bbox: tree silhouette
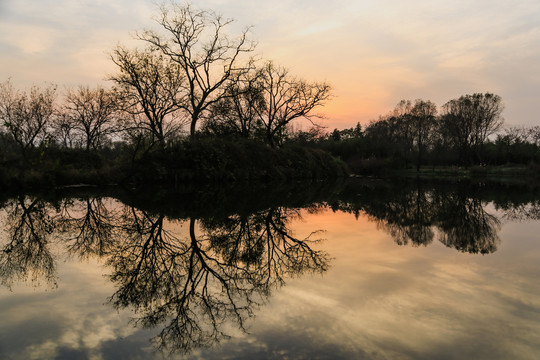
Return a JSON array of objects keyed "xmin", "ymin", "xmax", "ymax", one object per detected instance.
[
  {"xmin": 0, "ymin": 196, "xmax": 57, "ymax": 289},
  {"xmin": 441, "ymin": 93, "xmax": 504, "ymax": 164},
  {"xmin": 0, "ymin": 80, "xmax": 56, "ymax": 155},
  {"xmin": 435, "ymin": 193, "xmax": 501, "ymax": 254},
  {"xmin": 61, "ymin": 86, "xmax": 119, "ymax": 151},
  {"xmin": 410, "ymin": 100, "xmax": 437, "ymax": 171},
  {"xmin": 58, "ymin": 197, "xmax": 119, "ymax": 258},
  {"xmin": 110, "ymin": 47, "xmax": 187, "ymax": 148},
  {"xmin": 138, "ymin": 2, "xmax": 256, "ymax": 139},
  {"xmin": 253, "ymin": 61, "xmax": 332, "ymax": 147},
  {"xmin": 106, "ymin": 205, "xmax": 328, "ymax": 354},
  {"xmin": 203, "ymin": 70, "xmax": 265, "ymax": 138}
]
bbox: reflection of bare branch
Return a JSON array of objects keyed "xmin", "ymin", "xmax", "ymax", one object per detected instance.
[
  {"xmin": 263, "ymin": 208, "xmax": 328, "ymax": 280},
  {"xmin": 204, "ymin": 207, "xmax": 328, "ymax": 290},
  {"xmin": 58, "ymin": 198, "xmax": 119, "ymax": 257},
  {"xmin": 107, "ymin": 208, "xmax": 256, "ymax": 354},
  {"xmin": 107, "ymin": 205, "xmax": 329, "ymax": 355},
  {"xmin": 499, "ymin": 202, "xmax": 540, "ymax": 221},
  {"xmin": 0, "ymin": 196, "xmax": 56, "ymax": 288}
]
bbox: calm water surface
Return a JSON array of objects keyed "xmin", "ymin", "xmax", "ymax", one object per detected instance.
[{"xmin": 0, "ymin": 180, "xmax": 539, "ymax": 359}]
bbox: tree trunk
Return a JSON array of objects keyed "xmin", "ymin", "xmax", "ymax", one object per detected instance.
[
  {"xmin": 267, "ymin": 131, "xmax": 276, "ymax": 148},
  {"xmin": 190, "ymin": 116, "xmax": 197, "ymax": 140}
]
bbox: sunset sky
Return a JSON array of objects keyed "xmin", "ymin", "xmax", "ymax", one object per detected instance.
[{"xmin": 1, "ymin": 0, "xmax": 539, "ymax": 130}]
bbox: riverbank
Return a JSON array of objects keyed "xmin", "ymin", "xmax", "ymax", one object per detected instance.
[
  {"xmin": 388, "ymin": 164, "xmax": 540, "ymax": 183},
  {"xmin": 0, "ymin": 138, "xmax": 349, "ymax": 190}
]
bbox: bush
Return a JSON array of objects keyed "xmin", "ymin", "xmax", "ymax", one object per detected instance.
[{"xmin": 131, "ymin": 138, "xmax": 348, "ymax": 186}]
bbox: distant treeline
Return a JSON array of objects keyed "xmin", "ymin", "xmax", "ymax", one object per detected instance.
[{"xmin": 291, "ymin": 96, "xmax": 540, "ymax": 173}]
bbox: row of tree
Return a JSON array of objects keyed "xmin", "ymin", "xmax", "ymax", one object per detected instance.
[
  {"xmin": 1, "ymin": 1, "xmax": 537, "ymax": 176},
  {"xmin": 364, "ymin": 94, "xmax": 505, "ymax": 166},
  {"xmin": 292, "ymin": 94, "xmax": 539, "ymax": 168},
  {"xmin": 0, "ymin": 2, "xmax": 331, "ymax": 156}
]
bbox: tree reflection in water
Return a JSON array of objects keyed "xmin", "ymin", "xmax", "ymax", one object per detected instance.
[
  {"xmin": 0, "ymin": 196, "xmax": 57, "ymax": 289},
  {"xmin": 58, "ymin": 197, "xmax": 119, "ymax": 257},
  {"xmin": 202, "ymin": 207, "xmax": 328, "ymax": 288},
  {"xmin": 64, "ymin": 202, "xmax": 328, "ymax": 354},
  {"xmin": 336, "ymin": 181, "xmax": 516, "ymax": 254},
  {"xmin": 499, "ymin": 201, "xmax": 540, "ymax": 221},
  {"xmin": 370, "ymin": 188, "xmax": 501, "ymax": 254},
  {"xmin": 435, "ymin": 193, "xmax": 500, "ymax": 254},
  {"xmin": 0, "ymin": 180, "xmax": 539, "ymax": 355},
  {"xmin": 372, "ymin": 184, "xmax": 435, "ymax": 247}
]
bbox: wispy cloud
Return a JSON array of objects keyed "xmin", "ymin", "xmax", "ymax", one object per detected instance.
[{"xmin": 1, "ymin": 0, "xmax": 539, "ymax": 126}]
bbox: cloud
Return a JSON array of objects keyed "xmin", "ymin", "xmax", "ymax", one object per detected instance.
[
  {"xmin": 0, "ymin": 257, "xmax": 145, "ymax": 359},
  {"xmin": 1, "ymin": 0, "xmax": 539, "ymax": 126},
  {"xmin": 0, "ymin": 23, "xmax": 59, "ymax": 54}
]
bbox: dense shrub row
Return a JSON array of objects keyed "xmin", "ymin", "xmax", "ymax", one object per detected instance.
[
  {"xmin": 132, "ymin": 138, "xmax": 348, "ymax": 186},
  {"xmin": 0, "ymin": 136, "xmax": 348, "ymax": 190}
]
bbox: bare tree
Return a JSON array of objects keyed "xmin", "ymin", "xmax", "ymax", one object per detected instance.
[
  {"xmin": 0, "ymin": 80, "xmax": 56, "ymax": 154},
  {"xmin": 500, "ymin": 126, "xmax": 531, "ymax": 145},
  {"xmin": 204, "ymin": 70, "xmax": 265, "ymax": 138},
  {"xmin": 62, "ymin": 85, "xmax": 119, "ymax": 150},
  {"xmin": 392, "ymin": 99, "xmax": 413, "ymax": 117},
  {"xmin": 53, "ymin": 112, "xmax": 76, "ymax": 149},
  {"xmin": 253, "ymin": 61, "xmax": 332, "ymax": 147},
  {"xmin": 138, "ymin": 2, "xmax": 256, "ymax": 138},
  {"xmin": 528, "ymin": 126, "xmax": 540, "ymax": 146},
  {"xmin": 110, "ymin": 46, "xmax": 187, "ymax": 148}
]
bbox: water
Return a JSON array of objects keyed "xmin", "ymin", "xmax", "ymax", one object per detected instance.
[{"xmin": 0, "ymin": 179, "xmax": 539, "ymax": 359}]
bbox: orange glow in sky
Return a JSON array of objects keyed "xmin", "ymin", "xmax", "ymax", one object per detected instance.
[{"xmin": 1, "ymin": 0, "xmax": 539, "ymax": 129}]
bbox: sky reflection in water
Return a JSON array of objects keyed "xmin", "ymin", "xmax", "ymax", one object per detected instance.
[{"xmin": 0, "ymin": 181, "xmax": 539, "ymax": 359}]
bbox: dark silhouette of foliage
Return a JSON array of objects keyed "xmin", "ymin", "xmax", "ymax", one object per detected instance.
[
  {"xmin": 0, "ymin": 80, "xmax": 56, "ymax": 153},
  {"xmin": 138, "ymin": 2, "xmax": 256, "ymax": 139},
  {"xmin": 0, "ymin": 196, "xmax": 57, "ymax": 289},
  {"xmin": 60, "ymin": 85, "xmax": 120, "ymax": 151},
  {"xmin": 440, "ymin": 93, "xmax": 504, "ymax": 164},
  {"xmin": 110, "ymin": 47, "xmax": 187, "ymax": 148}
]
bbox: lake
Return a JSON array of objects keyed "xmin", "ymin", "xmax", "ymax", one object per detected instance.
[{"xmin": 0, "ymin": 179, "xmax": 539, "ymax": 359}]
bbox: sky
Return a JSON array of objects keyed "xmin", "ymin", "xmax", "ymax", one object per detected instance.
[{"xmin": 1, "ymin": 0, "xmax": 539, "ymax": 130}]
